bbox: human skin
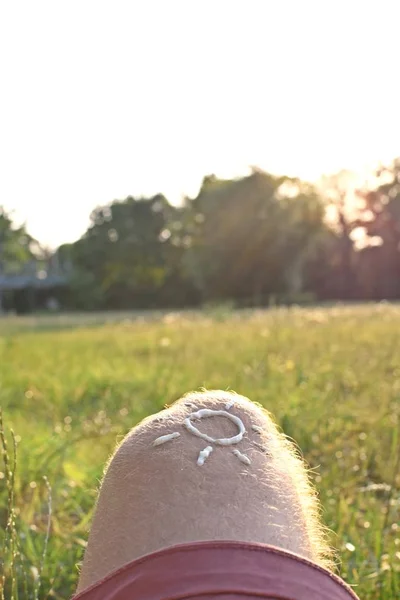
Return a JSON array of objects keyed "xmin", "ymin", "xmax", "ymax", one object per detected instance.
[{"xmin": 77, "ymin": 390, "xmax": 334, "ymax": 593}]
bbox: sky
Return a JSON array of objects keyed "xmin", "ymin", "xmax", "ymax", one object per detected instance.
[{"xmin": 1, "ymin": 0, "xmax": 399, "ymax": 248}]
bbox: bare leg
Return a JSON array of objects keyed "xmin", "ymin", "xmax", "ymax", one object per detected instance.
[{"xmin": 77, "ymin": 390, "xmax": 333, "ymax": 593}]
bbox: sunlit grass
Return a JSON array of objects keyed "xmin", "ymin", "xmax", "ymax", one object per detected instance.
[{"xmin": 0, "ymin": 304, "xmax": 399, "ymax": 599}]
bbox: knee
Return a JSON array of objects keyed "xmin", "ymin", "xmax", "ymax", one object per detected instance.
[{"xmin": 100, "ymin": 389, "xmax": 333, "ymax": 570}]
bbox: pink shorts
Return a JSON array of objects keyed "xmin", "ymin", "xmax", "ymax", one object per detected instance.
[{"xmin": 72, "ymin": 540, "xmax": 360, "ymax": 599}]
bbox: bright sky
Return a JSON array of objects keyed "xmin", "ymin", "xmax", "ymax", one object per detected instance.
[{"xmin": 1, "ymin": 1, "xmax": 399, "ymax": 248}]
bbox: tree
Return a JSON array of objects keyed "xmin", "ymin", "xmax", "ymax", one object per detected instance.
[
  {"xmin": 181, "ymin": 169, "xmax": 326, "ymax": 304},
  {"xmin": 354, "ymin": 159, "xmax": 400, "ymax": 299},
  {"xmin": 0, "ymin": 207, "xmax": 35, "ymax": 311},
  {"xmin": 316, "ymin": 171, "xmax": 361, "ymax": 299},
  {"xmin": 0, "ymin": 207, "xmax": 34, "ymax": 271},
  {"xmin": 68, "ymin": 194, "xmax": 196, "ymax": 309}
]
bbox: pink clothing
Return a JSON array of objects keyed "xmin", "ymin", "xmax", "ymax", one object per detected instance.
[{"xmin": 72, "ymin": 540, "xmax": 360, "ymax": 600}]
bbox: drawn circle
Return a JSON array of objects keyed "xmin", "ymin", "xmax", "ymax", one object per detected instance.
[{"xmin": 184, "ymin": 409, "xmax": 245, "ymax": 446}]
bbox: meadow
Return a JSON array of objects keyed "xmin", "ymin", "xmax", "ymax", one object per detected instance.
[{"xmin": 0, "ymin": 304, "xmax": 399, "ymax": 599}]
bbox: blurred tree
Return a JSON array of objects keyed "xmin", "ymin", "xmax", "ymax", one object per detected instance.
[
  {"xmin": 68, "ymin": 195, "xmax": 198, "ymax": 309},
  {"xmin": 316, "ymin": 171, "xmax": 359, "ymax": 299},
  {"xmin": 0, "ymin": 207, "xmax": 34, "ymax": 272},
  {"xmin": 8, "ymin": 162, "xmax": 399, "ymax": 312},
  {"xmin": 181, "ymin": 169, "xmax": 326, "ymax": 305},
  {"xmin": 354, "ymin": 159, "xmax": 400, "ymax": 299},
  {"xmin": 0, "ymin": 207, "xmax": 35, "ymax": 311}
]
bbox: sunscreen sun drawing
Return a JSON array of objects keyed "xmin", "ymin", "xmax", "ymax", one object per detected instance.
[{"xmin": 152, "ymin": 401, "xmax": 253, "ymax": 466}]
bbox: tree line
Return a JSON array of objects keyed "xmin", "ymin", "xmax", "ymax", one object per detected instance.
[{"xmin": 1, "ymin": 160, "xmax": 400, "ymax": 312}]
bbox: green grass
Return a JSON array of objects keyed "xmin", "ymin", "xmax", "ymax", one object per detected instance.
[{"xmin": 0, "ymin": 305, "xmax": 399, "ymax": 599}]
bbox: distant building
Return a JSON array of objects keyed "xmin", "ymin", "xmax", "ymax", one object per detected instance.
[{"xmin": 0, "ymin": 254, "xmax": 71, "ymax": 314}]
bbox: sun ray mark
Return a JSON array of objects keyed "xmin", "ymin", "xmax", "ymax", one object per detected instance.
[
  {"xmin": 251, "ymin": 440, "xmax": 270, "ymax": 454},
  {"xmin": 232, "ymin": 449, "xmax": 251, "ymax": 465},
  {"xmin": 184, "ymin": 402, "xmax": 198, "ymax": 409},
  {"xmin": 252, "ymin": 425, "xmax": 263, "ymax": 434},
  {"xmin": 153, "ymin": 432, "xmax": 180, "ymax": 446},
  {"xmin": 197, "ymin": 446, "xmax": 213, "ymax": 466}
]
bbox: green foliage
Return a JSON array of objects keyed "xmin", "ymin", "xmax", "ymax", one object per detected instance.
[
  {"xmin": 4, "ymin": 160, "xmax": 400, "ymax": 313},
  {"xmin": 43, "ymin": 169, "xmax": 336, "ymax": 310},
  {"xmin": 0, "ymin": 208, "xmax": 34, "ymax": 274},
  {"xmin": 69, "ymin": 195, "xmax": 196, "ymax": 309},
  {"xmin": 0, "ymin": 411, "xmax": 52, "ymax": 600},
  {"xmin": 0, "ymin": 305, "xmax": 399, "ymax": 599},
  {"xmin": 68, "ymin": 269, "xmax": 104, "ymax": 311},
  {"xmin": 181, "ymin": 170, "xmax": 326, "ymax": 303}
]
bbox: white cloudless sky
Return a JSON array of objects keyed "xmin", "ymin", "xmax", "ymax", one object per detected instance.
[{"xmin": 1, "ymin": 0, "xmax": 399, "ymax": 248}]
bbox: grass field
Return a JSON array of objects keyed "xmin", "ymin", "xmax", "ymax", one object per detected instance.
[{"xmin": 0, "ymin": 304, "xmax": 399, "ymax": 599}]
